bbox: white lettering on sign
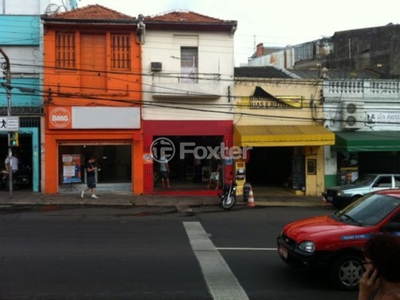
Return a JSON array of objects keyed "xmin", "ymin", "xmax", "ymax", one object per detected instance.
[
  {"xmin": 52, "ymin": 115, "xmax": 69, "ymax": 122},
  {"xmin": 366, "ymin": 112, "xmax": 400, "ymax": 126}
]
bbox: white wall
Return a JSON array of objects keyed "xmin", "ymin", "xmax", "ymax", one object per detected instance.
[{"xmin": 141, "ymin": 30, "xmax": 235, "ymax": 121}]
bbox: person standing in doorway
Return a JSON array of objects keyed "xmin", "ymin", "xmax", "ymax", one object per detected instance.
[
  {"xmin": 81, "ymin": 157, "xmax": 99, "ymax": 199},
  {"xmin": 207, "ymin": 154, "xmax": 222, "ymax": 190},
  {"xmin": 159, "ymin": 154, "xmax": 171, "ymax": 188},
  {"xmin": 5, "ymin": 153, "xmax": 19, "ymax": 173}
]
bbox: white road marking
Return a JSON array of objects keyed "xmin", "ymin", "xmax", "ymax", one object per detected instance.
[
  {"xmin": 216, "ymin": 247, "xmax": 277, "ymax": 251},
  {"xmin": 183, "ymin": 221, "xmax": 249, "ymax": 300}
]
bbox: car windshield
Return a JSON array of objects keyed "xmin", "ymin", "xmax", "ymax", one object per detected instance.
[
  {"xmin": 352, "ymin": 174, "xmax": 376, "ymax": 185},
  {"xmin": 335, "ymin": 193, "xmax": 400, "ymax": 226}
]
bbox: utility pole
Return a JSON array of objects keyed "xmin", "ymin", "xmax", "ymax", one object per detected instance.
[{"xmin": 0, "ymin": 48, "xmax": 13, "ymax": 199}]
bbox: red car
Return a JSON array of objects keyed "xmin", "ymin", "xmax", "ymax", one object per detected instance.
[{"xmin": 277, "ymin": 189, "xmax": 400, "ymax": 290}]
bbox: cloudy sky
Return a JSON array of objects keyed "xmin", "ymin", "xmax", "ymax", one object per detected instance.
[{"xmin": 78, "ymin": 0, "xmax": 400, "ymax": 66}]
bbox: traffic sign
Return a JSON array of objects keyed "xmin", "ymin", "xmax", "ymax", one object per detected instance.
[{"xmin": 0, "ymin": 116, "xmax": 19, "ymax": 131}]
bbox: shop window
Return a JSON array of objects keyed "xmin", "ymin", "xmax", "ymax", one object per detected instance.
[
  {"xmin": 111, "ymin": 34, "xmax": 131, "ymax": 70},
  {"xmin": 55, "ymin": 32, "xmax": 76, "ymax": 69}
]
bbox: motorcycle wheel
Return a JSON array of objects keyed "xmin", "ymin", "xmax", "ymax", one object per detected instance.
[{"xmin": 222, "ymin": 194, "xmax": 236, "ymax": 210}]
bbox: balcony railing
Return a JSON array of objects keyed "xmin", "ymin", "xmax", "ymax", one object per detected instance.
[
  {"xmin": 150, "ymin": 72, "xmax": 224, "ymax": 100},
  {"xmin": 324, "ymin": 80, "xmax": 400, "ymax": 100}
]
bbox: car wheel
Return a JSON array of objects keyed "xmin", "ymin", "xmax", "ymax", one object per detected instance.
[{"xmin": 330, "ymin": 254, "xmax": 363, "ymax": 291}]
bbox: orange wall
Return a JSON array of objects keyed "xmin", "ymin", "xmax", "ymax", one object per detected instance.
[
  {"xmin": 43, "ymin": 128, "xmax": 143, "ymax": 194},
  {"xmin": 42, "ymin": 25, "xmax": 143, "ymax": 194},
  {"xmin": 43, "ymin": 27, "xmax": 142, "ymax": 107}
]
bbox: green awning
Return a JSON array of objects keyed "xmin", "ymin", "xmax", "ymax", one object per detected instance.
[{"xmin": 334, "ymin": 131, "xmax": 400, "ymax": 152}]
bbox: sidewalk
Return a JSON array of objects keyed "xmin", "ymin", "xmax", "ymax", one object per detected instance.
[{"xmin": 0, "ymin": 189, "xmax": 325, "ymax": 208}]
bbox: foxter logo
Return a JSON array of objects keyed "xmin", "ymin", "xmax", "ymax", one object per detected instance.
[{"xmin": 49, "ymin": 107, "xmax": 71, "ymax": 128}]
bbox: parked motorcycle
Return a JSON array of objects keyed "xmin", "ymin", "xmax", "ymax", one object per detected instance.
[
  {"xmin": 1, "ymin": 166, "xmax": 31, "ymax": 190},
  {"xmin": 218, "ymin": 176, "xmax": 237, "ymax": 210}
]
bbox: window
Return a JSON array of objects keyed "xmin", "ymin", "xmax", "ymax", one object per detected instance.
[
  {"xmin": 375, "ymin": 176, "xmax": 392, "ymax": 187},
  {"xmin": 394, "ymin": 176, "xmax": 400, "ymax": 187},
  {"xmin": 111, "ymin": 34, "xmax": 131, "ymax": 70},
  {"xmin": 181, "ymin": 47, "xmax": 198, "ymax": 83},
  {"xmin": 55, "ymin": 32, "xmax": 76, "ymax": 69}
]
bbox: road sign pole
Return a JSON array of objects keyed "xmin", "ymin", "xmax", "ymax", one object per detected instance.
[{"xmin": 0, "ymin": 48, "xmax": 13, "ymax": 199}]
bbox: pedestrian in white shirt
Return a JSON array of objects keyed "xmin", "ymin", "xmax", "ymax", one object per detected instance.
[{"xmin": 5, "ymin": 154, "xmax": 19, "ymax": 172}]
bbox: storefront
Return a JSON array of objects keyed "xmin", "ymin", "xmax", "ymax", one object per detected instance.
[
  {"xmin": 234, "ymin": 125, "xmax": 335, "ymax": 196},
  {"xmin": 43, "ymin": 106, "xmax": 143, "ymax": 194},
  {"xmin": 332, "ymin": 131, "xmax": 400, "ymax": 185},
  {"xmin": 143, "ymin": 120, "xmax": 233, "ymax": 194}
]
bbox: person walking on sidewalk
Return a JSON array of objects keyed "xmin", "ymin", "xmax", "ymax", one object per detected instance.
[{"xmin": 81, "ymin": 157, "xmax": 99, "ymax": 199}]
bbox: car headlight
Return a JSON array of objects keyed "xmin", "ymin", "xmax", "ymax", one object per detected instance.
[
  {"xmin": 337, "ymin": 191, "xmax": 344, "ymax": 196},
  {"xmin": 298, "ymin": 241, "xmax": 315, "ymax": 253}
]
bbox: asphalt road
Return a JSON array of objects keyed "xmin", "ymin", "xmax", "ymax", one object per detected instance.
[{"xmin": 0, "ymin": 205, "xmax": 358, "ymax": 300}]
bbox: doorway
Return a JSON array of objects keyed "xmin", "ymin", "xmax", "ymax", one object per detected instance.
[{"xmin": 59, "ymin": 144, "xmax": 131, "ymax": 185}]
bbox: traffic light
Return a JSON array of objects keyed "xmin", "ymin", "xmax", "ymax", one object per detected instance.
[{"xmin": 8, "ymin": 132, "xmax": 19, "ymax": 147}]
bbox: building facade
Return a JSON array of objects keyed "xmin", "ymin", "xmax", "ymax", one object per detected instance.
[
  {"xmin": 323, "ymin": 79, "xmax": 400, "ymax": 187},
  {"xmin": 0, "ymin": 0, "xmax": 77, "ymax": 192},
  {"xmin": 141, "ymin": 11, "xmax": 237, "ymax": 194},
  {"xmin": 233, "ymin": 68, "xmax": 334, "ymax": 196},
  {"xmin": 41, "ymin": 5, "xmax": 143, "ymax": 194}
]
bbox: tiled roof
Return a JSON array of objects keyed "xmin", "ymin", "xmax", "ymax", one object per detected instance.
[
  {"xmin": 145, "ymin": 10, "xmax": 232, "ymax": 24},
  {"xmin": 47, "ymin": 4, "xmax": 134, "ymax": 20},
  {"xmin": 234, "ymin": 67, "xmax": 292, "ymax": 79}
]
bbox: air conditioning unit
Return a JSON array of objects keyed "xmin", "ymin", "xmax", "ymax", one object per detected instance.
[
  {"xmin": 342, "ymin": 102, "xmax": 365, "ymax": 129},
  {"xmin": 151, "ymin": 62, "xmax": 162, "ymax": 72}
]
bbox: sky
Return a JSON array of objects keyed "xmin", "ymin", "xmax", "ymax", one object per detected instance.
[{"xmin": 78, "ymin": 0, "xmax": 400, "ymax": 66}]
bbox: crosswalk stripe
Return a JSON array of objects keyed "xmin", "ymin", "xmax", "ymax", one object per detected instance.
[{"xmin": 184, "ymin": 221, "xmax": 249, "ymax": 300}]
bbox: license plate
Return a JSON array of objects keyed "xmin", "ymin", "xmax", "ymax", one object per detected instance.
[
  {"xmin": 327, "ymin": 196, "xmax": 332, "ymax": 201},
  {"xmin": 278, "ymin": 245, "xmax": 288, "ymax": 259}
]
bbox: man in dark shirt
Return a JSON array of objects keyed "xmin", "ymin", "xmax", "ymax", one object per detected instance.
[{"xmin": 81, "ymin": 157, "xmax": 99, "ymax": 199}]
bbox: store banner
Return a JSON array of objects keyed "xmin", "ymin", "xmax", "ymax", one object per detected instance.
[
  {"xmin": 62, "ymin": 154, "xmax": 82, "ymax": 183},
  {"xmin": 48, "ymin": 106, "xmax": 140, "ymax": 129}
]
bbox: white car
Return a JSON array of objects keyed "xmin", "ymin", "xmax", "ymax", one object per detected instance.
[{"xmin": 322, "ymin": 173, "xmax": 400, "ymax": 208}]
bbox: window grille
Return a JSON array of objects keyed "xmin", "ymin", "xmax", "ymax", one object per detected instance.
[
  {"xmin": 111, "ymin": 34, "xmax": 131, "ymax": 70},
  {"xmin": 55, "ymin": 32, "xmax": 76, "ymax": 69}
]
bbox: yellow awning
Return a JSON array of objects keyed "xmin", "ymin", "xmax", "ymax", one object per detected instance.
[{"xmin": 234, "ymin": 125, "xmax": 335, "ymax": 147}]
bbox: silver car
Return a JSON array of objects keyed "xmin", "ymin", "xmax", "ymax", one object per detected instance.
[{"xmin": 322, "ymin": 173, "xmax": 400, "ymax": 208}]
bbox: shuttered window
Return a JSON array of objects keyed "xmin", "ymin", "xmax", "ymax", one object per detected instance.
[
  {"xmin": 181, "ymin": 47, "xmax": 198, "ymax": 83},
  {"xmin": 111, "ymin": 34, "xmax": 131, "ymax": 70},
  {"xmin": 55, "ymin": 32, "xmax": 76, "ymax": 69}
]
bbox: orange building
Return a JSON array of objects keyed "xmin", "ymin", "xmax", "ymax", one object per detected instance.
[{"xmin": 41, "ymin": 5, "xmax": 144, "ymax": 194}]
